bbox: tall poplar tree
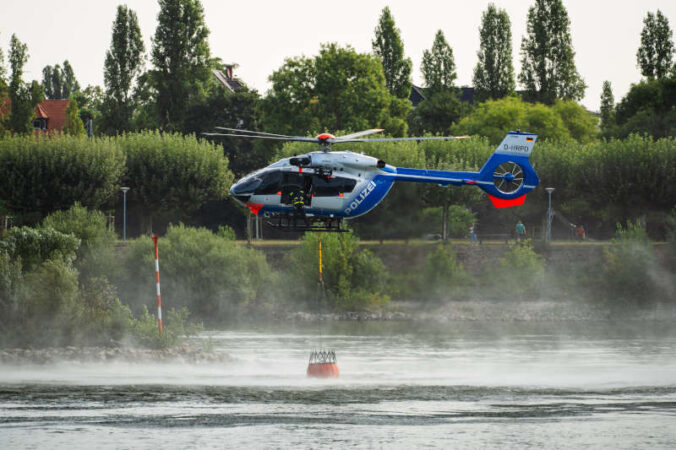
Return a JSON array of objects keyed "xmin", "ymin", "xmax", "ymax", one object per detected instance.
[
  {"xmin": 599, "ymin": 80, "xmax": 615, "ymax": 135},
  {"xmin": 8, "ymin": 34, "xmax": 36, "ymax": 134},
  {"xmin": 101, "ymin": 5, "xmax": 145, "ymax": 134},
  {"xmin": 421, "ymin": 30, "xmax": 456, "ymax": 92},
  {"xmin": 42, "ymin": 61, "xmax": 79, "ymax": 99},
  {"xmin": 63, "ymin": 99, "xmax": 85, "ymax": 136},
  {"xmin": 473, "ymin": 4, "xmax": 515, "ymax": 102},
  {"xmin": 151, "ymin": 0, "xmax": 211, "ymax": 131},
  {"xmin": 372, "ymin": 6, "xmax": 412, "ymax": 99},
  {"xmin": 637, "ymin": 10, "xmax": 674, "ymax": 80},
  {"xmin": 518, "ymin": 0, "xmax": 585, "ymax": 104}
]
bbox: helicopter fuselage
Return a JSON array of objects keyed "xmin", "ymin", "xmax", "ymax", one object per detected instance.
[{"xmin": 229, "ymin": 131, "xmax": 540, "ymax": 224}]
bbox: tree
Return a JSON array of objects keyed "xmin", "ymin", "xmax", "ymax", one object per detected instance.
[
  {"xmin": 117, "ymin": 131, "xmax": 232, "ymax": 232},
  {"xmin": 637, "ymin": 10, "xmax": 675, "ymax": 80},
  {"xmin": 473, "ymin": 4, "xmax": 516, "ymax": 101},
  {"xmin": 100, "ymin": 5, "xmax": 145, "ymax": 134},
  {"xmin": 451, "ymin": 96, "xmax": 597, "ymax": 144},
  {"xmin": 151, "ymin": 0, "xmax": 211, "ymax": 131},
  {"xmin": 408, "ymin": 89, "xmax": 464, "ymax": 135},
  {"xmin": 8, "ymin": 34, "xmax": 39, "ymax": 135},
  {"xmin": 42, "ymin": 61, "xmax": 80, "ymax": 99},
  {"xmin": 63, "ymin": 98, "xmax": 85, "ymax": 136},
  {"xmin": 613, "ymin": 77, "xmax": 676, "ymax": 139},
  {"xmin": 518, "ymin": 0, "xmax": 586, "ymax": 104},
  {"xmin": 599, "ymin": 80, "xmax": 615, "ymax": 135},
  {"xmin": 372, "ymin": 6, "xmax": 412, "ymax": 99},
  {"xmin": 421, "ymin": 30, "xmax": 456, "ymax": 92},
  {"xmin": 0, "ymin": 135, "xmax": 125, "ymax": 221},
  {"xmin": 260, "ymin": 43, "xmax": 410, "ymax": 137}
]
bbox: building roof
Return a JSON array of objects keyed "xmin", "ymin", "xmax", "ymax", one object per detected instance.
[
  {"xmin": 212, "ymin": 66, "xmax": 244, "ymax": 92},
  {"xmin": 409, "ymin": 85, "xmax": 426, "ymax": 107},
  {"xmin": 36, "ymin": 99, "xmax": 69, "ymax": 131}
]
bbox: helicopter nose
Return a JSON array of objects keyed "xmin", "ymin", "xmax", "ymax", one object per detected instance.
[{"xmin": 230, "ymin": 184, "xmax": 250, "ymax": 204}]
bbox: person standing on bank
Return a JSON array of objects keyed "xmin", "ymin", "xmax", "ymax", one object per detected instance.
[{"xmin": 515, "ymin": 220, "xmax": 526, "ymax": 240}]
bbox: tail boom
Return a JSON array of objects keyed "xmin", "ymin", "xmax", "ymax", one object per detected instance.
[{"xmin": 389, "ymin": 131, "xmax": 539, "ymax": 208}]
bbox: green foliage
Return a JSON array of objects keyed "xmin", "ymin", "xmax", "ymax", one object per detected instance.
[
  {"xmin": 551, "ymin": 100, "xmax": 598, "ymax": 144},
  {"xmin": 372, "ymin": 6, "xmax": 412, "ymax": 99},
  {"xmin": 518, "ymin": 0, "xmax": 586, "ymax": 104},
  {"xmin": 100, "ymin": 5, "xmax": 145, "ymax": 134},
  {"xmin": 422, "ymin": 244, "xmax": 468, "ymax": 299},
  {"xmin": 151, "ymin": 0, "xmax": 211, "ymax": 131},
  {"xmin": 8, "ymin": 34, "xmax": 38, "ymax": 135},
  {"xmin": 20, "ymin": 258, "xmax": 82, "ymax": 345},
  {"xmin": 0, "ymin": 134, "xmax": 125, "ymax": 221},
  {"xmin": 408, "ymin": 89, "xmax": 465, "ymax": 135},
  {"xmin": 117, "ymin": 131, "xmax": 232, "ymax": 231},
  {"xmin": 452, "ymin": 97, "xmax": 596, "ymax": 144},
  {"xmin": 286, "ymin": 231, "xmax": 389, "ymax": 311},
  {"xmin": 421, "ymin": 30, "xmax": 456, "ymax": 92},
  {"xmin": 473, "ymin": 4, "xmax": 516, "ymax": 102},
  {"xmin": 42, "ymin": 203, "xmax": 117, "ymax": 279},
  {"xmin": 63, "ymin": 98, "xmax": 85, "ymax": 136},
  {"xmin": 0, "ymin": 226, "xmax": 79, "ymax": 271},
  {"xmin": 127, "ymin": 305, "xmax": 202, "ymax": 349},
  {"xmin": 42, "ymin": 60, "xmax": 80, "ymax": 100},
  {"xmin": 216, "ymin": 225, "xmax": 236, "ymax": 240},
  {"xmin": 447, "ymin": 205, "xmax": 476, "ymax": 238},
  {"xmin": 637, "ymin": 10, "xmax": 674, "ymax": 80},
  {"xmin": 260, "ymin": 43, "xmax": 410, "ymax": 137},
  {"xmin": 601, "ymin": 221, "xmax": 658, "ymax": 307},
  {"xmin": 599, "ymin": 80, "xmax": 615, "ymax": 135},
  {"xmin": 495, "ymin": 241, "xmax": 544, "ymax": 298},
  {"xmin": 121, "ymin": 225, "xmax": 271, "ymax": 320},
  {"xmin": 612, "ymin": 76, "xmax": 675, "ymax": 139}
]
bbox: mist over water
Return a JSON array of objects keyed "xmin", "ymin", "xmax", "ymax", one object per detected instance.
[{"xmin": 2, "ymin": 321, "xmax": 676, "ymax": 449}]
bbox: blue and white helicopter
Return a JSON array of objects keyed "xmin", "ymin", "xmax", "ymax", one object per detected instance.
[{"xmin": 206, "ymin": 128, "xmax": 539, "ymax": 232}]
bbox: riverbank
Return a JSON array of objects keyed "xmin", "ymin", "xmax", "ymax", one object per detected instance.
[
  {"xmin": 274, "ymin": 299, "xmax": 676, "ymax": 322},
  {"xmin": 0, "ymin": 344, "xmax": 231, "ymax": 365}
]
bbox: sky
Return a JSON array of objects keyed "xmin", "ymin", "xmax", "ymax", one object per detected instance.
[{"xmin": 1, "ymin": 0, "xmax": 674, "ymax": 113}]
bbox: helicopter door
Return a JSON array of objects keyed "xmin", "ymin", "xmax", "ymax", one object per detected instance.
[
  {"xmin": 281, "ymin": 172, "xmax": 312, "ymax": 206},
  {"xmin": 310, "ymin": 175, "xmax": 356, "ymax": 210}
]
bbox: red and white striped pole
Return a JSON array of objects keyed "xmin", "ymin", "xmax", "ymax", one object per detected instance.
[{"xmin": 151, "ymin": 233, "xmax": 163, "ymax": 335}]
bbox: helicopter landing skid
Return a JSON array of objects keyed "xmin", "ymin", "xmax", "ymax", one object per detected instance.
[{"xmin": 265, "ymin": 215, "xmax": 348, "ymax": 233}]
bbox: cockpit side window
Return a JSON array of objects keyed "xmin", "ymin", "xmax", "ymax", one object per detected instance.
[{"xmin": 254, "ymin": 171, "xmax": 283, "ymax": 194}]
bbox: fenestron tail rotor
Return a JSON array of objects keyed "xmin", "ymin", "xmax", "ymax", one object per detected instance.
[{"xmin": 493, "ymin": 161, "xmax": 524, "ymax": 194}]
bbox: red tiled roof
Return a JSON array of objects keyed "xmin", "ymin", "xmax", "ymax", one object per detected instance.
[
  {"xmin": 37, "ymin": 99, "xmax": 69, "ymax": 131},
  {"xmin": 35, "ymin": 103, "xmax": 49, "ymax": 119}
]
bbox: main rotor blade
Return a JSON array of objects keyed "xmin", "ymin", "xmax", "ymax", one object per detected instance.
[
  {"xmin": 202, "ymin": 132, "xmax": 319, "ymax": 143},
  {"xmin": 214, "ymin": 127, "xmax": 296, "ymax": 138},
  {"xmin": 333, "ymin": 136, "xmax": 471, "ymax": 144},
  {"xmin": 334, "ymin": 129, "xmax": 385, "ymax": 140}
]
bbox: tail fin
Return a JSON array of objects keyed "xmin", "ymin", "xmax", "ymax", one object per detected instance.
[{"xmin": 477, "ymin": 132, "xmax": 540, "ymax": 208}]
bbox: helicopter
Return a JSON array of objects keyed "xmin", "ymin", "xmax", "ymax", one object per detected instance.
[{"xmin": 204, "ymin": 128, "xmax": 540, "ymax": 232}]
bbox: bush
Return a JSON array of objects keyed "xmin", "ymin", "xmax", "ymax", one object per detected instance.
[
  {"xmin": 127, "ymin": 306, "xmax": 203, "ymax": 349},
  {"xmin": 120, "ymin": 224, "xmax": 271, "ymax": 321},
  {"xmin": 0, "ymin": 134, "xmax": 125, "ymax": 222},
  {"xmin": 601, "ymin": 221, "xmax": 660, "ymax": 307},
  {"xmin": 117, "ymin": 131, "xmax": 232, "ymax": 232},
  {"xmin": 286, "ymin": 230, "xmax": 390, "ymax": 311},
  {"xmin": 43, "ymin": 203, "xmax": 118, "ymax": 280},
  {"xmin": 422, "ymin": 244, "xmax": 468, "ymax": 299},
  {"xmin": 493, "ymin": 241, "xmax": 544, "ymax": 298},
  {"xmin": 0, "ymin": 226, "xmax": 80, "ymax": 271}
]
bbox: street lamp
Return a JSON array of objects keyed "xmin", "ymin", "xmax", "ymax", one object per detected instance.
[
  {"xmin": 120, "ymin": 187, "xmax": 130, "ymax": 242},
  {"xmin": 545, "ymin": 187, "xmax": 555, "ymax": 244}
]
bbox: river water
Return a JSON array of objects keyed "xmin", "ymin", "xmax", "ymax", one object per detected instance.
[{"xmin": 2, "ymin": 320, "xmax": 676, "ymax": 449}]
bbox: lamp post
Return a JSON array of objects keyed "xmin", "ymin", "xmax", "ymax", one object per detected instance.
[
  {"xmin": 120, "ymin": 187, "xmax": 130, "ymax": 242},
  {"xmin": 545, "ymin": 187, "xmax": 555, "ymax": 244}
]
